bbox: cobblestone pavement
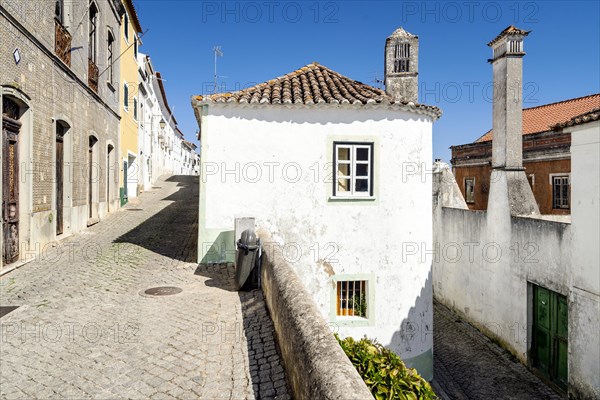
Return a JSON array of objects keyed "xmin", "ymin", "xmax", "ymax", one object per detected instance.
[
  {"xmin": 0, "ymin": 176, "xmax": 290, "ymax": 400},
  {"xmin": 433, "ymin": 300, "xmax": 564, "ymax": 400}
]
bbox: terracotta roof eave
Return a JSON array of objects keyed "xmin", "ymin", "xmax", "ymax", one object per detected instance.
[
  {"xmin": 551, "ymin": 109, "xmax": 600, "ymax": 129},
  {"xmin": 193, "ymin": 98, "xmax": 442, "ymax": 120}
]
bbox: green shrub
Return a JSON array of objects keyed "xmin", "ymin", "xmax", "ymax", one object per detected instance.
[{"xmin": 335, "ymin": 334, "xmax": 438, "ymax": 400}]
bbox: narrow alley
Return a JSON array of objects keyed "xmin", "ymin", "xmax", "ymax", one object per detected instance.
[
  {"xmin": 0, "ymin": 176, "xmax": 290, "ymax": 400},
  {"xmin": 433, "ymin": 301, "xmax": 564, "ymax": 400}
]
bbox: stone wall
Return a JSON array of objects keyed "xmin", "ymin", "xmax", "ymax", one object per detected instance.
[
  {"xmin": 433, "ymin": 166, "xmax": 599, "ymax": 398},
  {"xmin": 258, "ymin": 229, "xmax": 373, "ymax": 400},
  {"xmin": 0, "ymin": 0, "xmax": 121, "ymax": 266}
]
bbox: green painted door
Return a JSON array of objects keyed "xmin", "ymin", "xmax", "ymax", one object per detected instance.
[{"xmin": 532, "ymin": 285, "xmax": 568, "ymax": 390}]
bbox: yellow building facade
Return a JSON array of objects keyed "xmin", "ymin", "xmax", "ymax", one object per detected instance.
[{"xmin": 119, "ymin": 0, "xmax": 142, "ymax": 204}]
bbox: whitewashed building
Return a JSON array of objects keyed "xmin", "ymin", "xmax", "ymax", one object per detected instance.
[
  {"xmin": 192, "ymin": 28, "xmax": 441, "ymax": 379},
  {"xmin": 433, "ymin": 26, "xmax": 600, "ymax": 398}
]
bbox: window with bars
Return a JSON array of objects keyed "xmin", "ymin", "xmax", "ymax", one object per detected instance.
[
  {"xmin": 465, "ymin": 177, "xmax": 475, "ymax": 204},
  {"xmin": 336, "ymin": 280, "xmax": 367, "ymax": 318},
  {"xmin": 393, "ymin": 42, "xmax": 410, "ymax": 73},
  {"xmin": 334, "ymin": 142, "xmax": 373, "ymax": 197},
  {"xmin": 552, "ymin": 175, "xmax": 570, "ymax": 209}
]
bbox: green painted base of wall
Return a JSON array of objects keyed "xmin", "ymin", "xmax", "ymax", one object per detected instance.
[
  {"xmin": 198, "ymin": 226, "xmax": 235, "ymax": 264},
  {"xmin": 404, "ymin": 348, "xmax": 433, "ymax": 381}
]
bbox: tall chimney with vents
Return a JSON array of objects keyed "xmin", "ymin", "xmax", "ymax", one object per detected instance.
[
  {"xmin": 487, "ymin": 26, "xmax": 539, "ymax": 216},
  {"xmin": 384, "ymin": 27, "xmax": 418, "ymax": 103}
]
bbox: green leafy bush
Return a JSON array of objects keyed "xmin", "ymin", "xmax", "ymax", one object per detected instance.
[{"xmin": 335, "ymin": 334, "xmax": 438, "ymax": 400}]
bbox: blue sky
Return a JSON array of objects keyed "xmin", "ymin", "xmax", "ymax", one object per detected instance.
[{"xmin": 135, "ymin": 1, "xmax": 600, "ymax": 162}]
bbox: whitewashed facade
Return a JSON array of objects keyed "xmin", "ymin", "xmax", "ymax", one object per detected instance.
[{"xmin": 192, "ymin": 28, "xmax": 441, "ymax": 379}]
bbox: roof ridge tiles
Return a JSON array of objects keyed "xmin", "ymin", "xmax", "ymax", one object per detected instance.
[{"xmin": 193, "ymin": 62, "xmax": 440, "ymax": 118}]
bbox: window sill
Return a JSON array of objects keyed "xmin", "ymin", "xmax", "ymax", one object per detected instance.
[
  {"xmin": 329, "ymin": 196, "xmax": 376, "ymax": 202},
  {"xmin": 333, "ymin": 315, "xmax": 373, "ymax": 327}
]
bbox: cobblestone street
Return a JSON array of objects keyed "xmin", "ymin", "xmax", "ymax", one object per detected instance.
[
  {"xmin": 433, "ymin": 300, "xmax": 564, "ymax": 400},
  {"xmin": 0, "ymin": 176, "xmax": 290, "ymax": 400}
]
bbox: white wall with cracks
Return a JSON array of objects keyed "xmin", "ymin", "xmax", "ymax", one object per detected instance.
[{"xmin": 194, "ymin": 101, "xmax": 438, "ymax": 379}]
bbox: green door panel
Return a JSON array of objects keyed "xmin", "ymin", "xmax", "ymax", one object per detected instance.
[{"xmin": 532, "ymin": 284, "xmax": 568, "ymax": 390}]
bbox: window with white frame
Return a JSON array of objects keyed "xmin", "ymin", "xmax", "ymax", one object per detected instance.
[
  {"xmin": 336, "ymin": 280, "xmax": 367, "ymax": 317},
  {"xmin": 123, "ymin": 83, "xmax": 129, "ymax": 110},
  {"xmin": 133, "ymin": 97, "xmax": 138, "ymax": 120},
  {"xmin": 107, "ymin": 31, "xmax": 114, "ymax": 84},
  {"xmin": 124, "ymin": 13, "xmax": 129, "ymax": 41},
  {"xmin": 334, "ymin": 142, "xmax": 373, "ymax": 197},
  {"xmin": 465, "ymin": 177, "xmax": 475, "ymax": 204},
  {"xmin": 552, "ymin": 175, "xmax": 570, "ymax": 209}
]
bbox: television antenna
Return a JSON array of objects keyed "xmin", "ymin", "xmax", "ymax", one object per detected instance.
[
  {"xmin": 213, "ymin": 46, "xmax": 227, "ymax": 94},
  {"xmin": 371, "ymin": 72, "xmax": 384, "ymax": 90}
]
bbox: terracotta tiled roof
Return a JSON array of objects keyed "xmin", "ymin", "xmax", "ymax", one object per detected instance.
[
  {"xmin": 552, "ymin": 108, "xmax": 600, "ymax": 129},
  {"xmin": 475, "ymin": 93, "xmax": 600, "ymax": 142},
  {"xmin": 193, "ymin": 62, "xmax": 441, "ymax": 118},
  {"xmin": 487, "ymin": 25, "xmax": 530, "ymax": 47}
]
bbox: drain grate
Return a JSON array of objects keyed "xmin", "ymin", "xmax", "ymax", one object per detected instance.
[
  {"xmin": 152, "ymin": 186, "xmax": 162, "ymax": 189},
  {"xmin": 143, "ymin": 286, "xmax": 182, "ymax": 296},
  {"xmin": 0, "ymin": 306, "xmax": 19, "ymax": 318},
  {"xmin": 126, "ymin": 208, "xmax": 144, "ymax": 211}
]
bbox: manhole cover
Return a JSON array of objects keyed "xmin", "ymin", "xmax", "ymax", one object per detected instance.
[
  {"xmin": 126, "ymin": 208, "xmax": 143, "ymax": 211},
  {"xmin": 0, "ymin": 306, "xmax": 19, "ymax": 318},
  {"xmin": 143, "ymin": 286, "xmax": 182, "ymax": 296}
]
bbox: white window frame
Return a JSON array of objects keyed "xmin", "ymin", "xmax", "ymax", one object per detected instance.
[
  {"xmin": 123, "ymin": 82, "xmax": 129, "ymax": 112},
  {"xmin": 333, "ymin": 142, "xmax": 373, "ymax": 198},
  {"xmin": 464, "ymin": 177, "xmax": 475, "ymax": 204},
  {"xmin": 124, "ymin": 13, "xmax": 129, "ymax": 42},
  {"xmin": 550, "ymin": 174, "xmax": 570, "ymax": 209}
]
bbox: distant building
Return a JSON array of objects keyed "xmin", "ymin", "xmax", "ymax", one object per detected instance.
[
  {"xmin": 434, "ymin": 26, "xmax": 600, "ymax": 398},
  {"xmin": 192, "ymin": 28, "xmax": 441, "ymax": 379},
  {"xmin": 1, "ymin": 0, "xmax": 123, "ymax": 269},
  {"xmin": 451, "ymin": 93, "xmax": 600, "ymax": 215},
  {"xmin": 119, "ymin": 0, "xmax": 143, "ymax": 204}
]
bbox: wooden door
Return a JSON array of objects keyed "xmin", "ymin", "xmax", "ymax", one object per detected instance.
[
  {"xmin": 106, "ymin": 147, "xmax": 111, "ymax": 211},
  {"xmin": 88, "ymin": 137, "xmax": 95, "ymax": 219},
  {"xmin": 532, "ymin": 285, "xmax": 568, "ymax": 390},
  {"xmin": 2, "ymin": 98, "xmax": 21, "ymax": 264},
  {"xmin": 56, "ymin": 125, "xmax": 65, "ymax": 235}
]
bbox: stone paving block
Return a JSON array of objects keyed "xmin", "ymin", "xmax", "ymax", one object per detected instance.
[
  {"xmin": 0, "ymin": 176, "xmax": 291, "ymax": 399},
  {"xmin": 433, "ymin": 300, "xmax": 564, "ymax": 400}
]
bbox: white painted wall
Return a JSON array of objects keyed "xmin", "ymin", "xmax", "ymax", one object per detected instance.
[
  {"xmin": 433, "ymin": 120, "xmax": 600, "ymax": 398},
  {"xmin": 569, "ymin": 120, "xmax": 600, "ymax": 399},
  {"xmin": 197, "ymin": 102, "xmax": 435, "ymax": 378}
]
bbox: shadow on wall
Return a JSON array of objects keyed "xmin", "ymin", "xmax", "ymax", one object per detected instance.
[
  {"xmin": 113, "ymin": 175, "xmax": 199, "ymax": 263},
  {"xmin": 193, "ymin": 263, "xmax": 292, "ymax": 398},
  {"xmin": 388, "ymin": 269, "xmax": 433, "ymax": 381},
  {"xmin": 199, "ymin": 231, "xmax": 235, "ymax": 264}
]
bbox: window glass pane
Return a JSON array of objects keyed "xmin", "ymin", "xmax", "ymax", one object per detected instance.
[
  {"xmin": 338, "ymin": 163, "xmax": 350, "ymax": 177},
  {"xmin": 355, "ymin": 179, "xmax": 368, "ymax": 192},
  {"xmin": 356, "ymin": 147, "xmax": 369, "ymax": 161},
  {"xmin": 337, "ymin": 147, "xmax": 350, "ymax": 161},
  {"xmin": 355, "ymin": 163, "xmax": 368, "ymax": 176},
  {"xmin": 337, "ymin": 178, "xmax": 350, "ymax": 193}
]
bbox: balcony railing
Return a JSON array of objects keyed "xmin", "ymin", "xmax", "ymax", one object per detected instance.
[
  {"xmin": 54, "ymin": 19, "xmax": 71, "ymax": 66},
  {"xmin": 88, "ymin": 58, "xmax": 99, "ymax": 93}
]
